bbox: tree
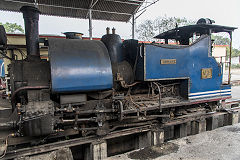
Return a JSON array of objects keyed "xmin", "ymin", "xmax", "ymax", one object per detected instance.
[
  {"xmin": 136, "ymin": 16, "xmax": 195, "ymax": 41},
  {"xmin": 226, "ymin": 47, "xmax": 240, "ymax": 57},
  {"xmin": 0, "ymin": 22, "xmax": 24, "ymax": 33},
  {"xmin": 211, "ymin": 35, "xmax": 240, "ymax": 57},
  {"xmin": 154, "ymin": 16, "xmax": 195, "ymax": 34},
  {"xmin": 211, "ymin": 35, "xmax": 230, "ymax": 45},
  {"xmin": 136, "ymin": 20, "xmax": 155, "ymax": 41}
]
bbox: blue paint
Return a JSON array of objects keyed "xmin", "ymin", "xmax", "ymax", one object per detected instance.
[
  {"xmin": 189, "ymin": 91, "xmax": 231, "ymax": 97},
  {"xmin": 0, "ymin": 59, "xmax": 4, "ymax": 77},
  {"xmin": 135, "ymin": 35, "xmax": 230, "ymax": 100},
  {"xmin": 48, "ymin": 38, "xmax": 113, "ymax": 93}
]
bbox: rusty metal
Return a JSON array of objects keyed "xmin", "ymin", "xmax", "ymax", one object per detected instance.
[
  {"xmin": 62, "ymin": 118, "xmax": 96, "ymax": 123},
  {"xmin": 0, "ymin": 25, "xmax": 7, "ymax": 47},
  {"xmin": 11, "ymin": 86, "xmax": 49, "ymax": 103},
  {"xmin": 228, "ymin": 32, "xmax": 233, "ymax": 84},
  {"xmin": 225, "ymin": 99, "xmax": 240, "ymax": 105},
  {"xmin": 20, "ymin": 6, "xmax": 41, "ymax": 60},
  {"xmin": 4, "ymin": 125, "xmax": 151, "ymax": 159},
  {"xmin": 117, "ymin": 100, "xmax": 124, "ymax": 121},
  {"xmin": 152, "ymin": 82, "xmax": 162, "ymax": 112},
  {"xmin": 4, "ymin": 105, "xmax": 240, "ymax": 159}
]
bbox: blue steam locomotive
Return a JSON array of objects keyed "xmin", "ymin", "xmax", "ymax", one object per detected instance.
[{"xmin": 0, "ymin": 6, "xmax": 236, "ymax": 138}]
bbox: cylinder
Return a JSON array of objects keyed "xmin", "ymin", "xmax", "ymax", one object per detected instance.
[{"xmin": 20, "ymin": 6, "xmax": 40, "ymax": 60}]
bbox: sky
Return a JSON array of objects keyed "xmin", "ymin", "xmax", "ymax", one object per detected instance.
[{"xmin": 0, "ymin": 0, "xmax": 239, "ymax": 48}]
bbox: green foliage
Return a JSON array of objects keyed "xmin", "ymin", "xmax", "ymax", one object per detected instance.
[
  {"xmin": 211, "ymin": 34, "xmax": 240, "ymax": 57},
  {"xmin": 0, "ymin": 22, "xmax": 24, "ymax": 33},
  {"xmin": 154, "ymin": 16, "xmax": 195, "ymax": 34},
  {"xmin": 226, "ymin": 47, "xmax": 240, "ymax": 57},
  {"xmin": 136, "ymin": 15, "xmax": 195, "ymax": 41},
  {"xmin": 231, "ymin": 64, "xmax": 240, "ymax": 69},
  {"xmin": 212, "ymin": 35, "xmax": 230, "ymax": 45},
  {"xmin": 211, "ymin": 35, "xmax": 240, "ymax": 57},
  {"xmin": 136, "ymin": 20, "xmax": 155, "ymax": 41}
]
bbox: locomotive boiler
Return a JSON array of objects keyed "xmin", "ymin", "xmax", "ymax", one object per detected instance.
[{"xmin": 0, "ymin": 5, "xmax": 237, "ymax": 140}]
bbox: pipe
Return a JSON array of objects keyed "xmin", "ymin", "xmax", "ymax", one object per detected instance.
[
  {"xmin": 109, "ymin": 121, "xmax": 154, "ymax": 132},
  {"xmin": 106, "ymin": 27, "xmax": 110, "ymax": 34},
  {"xmin": 11, "ymin": 86, "xmax": 49, "ymax": 103},
  {"xmin": 153, "ymin": 82, "xmax": 162, "ymax": 112},
  {"xmin": 62, "ymin": 118, "xmax": 96, "ymax": 124},
  {"xmin": 20, "ymin": 6, "xmax": 40, "ymax": 60}
]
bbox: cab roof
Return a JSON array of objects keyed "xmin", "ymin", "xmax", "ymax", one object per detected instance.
[{"xmin": 154, "ymin": 23, "xmax": 237, "ymax": 40}]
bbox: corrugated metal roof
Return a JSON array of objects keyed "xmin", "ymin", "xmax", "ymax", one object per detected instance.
[{"xmin": 0, "ymin": 0, "xmax": 144, "ymax": 22}]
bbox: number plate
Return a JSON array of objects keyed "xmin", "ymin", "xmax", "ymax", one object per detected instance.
[{"xmin": 201, "ymin": 68, "xmax": 212, "ymax": 79}]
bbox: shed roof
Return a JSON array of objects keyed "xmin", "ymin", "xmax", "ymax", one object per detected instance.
[{"xmin": 0, "ymin": 0, "xmax": 145, "ymax": 22}]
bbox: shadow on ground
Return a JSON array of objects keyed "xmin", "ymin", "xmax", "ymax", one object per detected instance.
[{"xmin": 128, "ymin": 142, "xmax": 179, "ymax": 160}]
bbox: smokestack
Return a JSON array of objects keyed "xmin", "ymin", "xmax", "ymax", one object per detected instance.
[{"xmin": 20, "ymin": 6, "xmax": 40, "ymax": 60}]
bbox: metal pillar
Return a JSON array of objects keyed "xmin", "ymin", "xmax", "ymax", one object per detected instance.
[
  {"xmin": 132, "ymin": 14, "xmax": 135, "ymax": 39},
  {"xmin": 89, "ymin": 9, "xmax": 93, "ymax": 40},
  {"xmin": 34, "ymin": 0, "xmax": 38, "ymax": 7},
  {"xmin": 228, "ymin": 32, "xmax": 232, "ymax": 84}
]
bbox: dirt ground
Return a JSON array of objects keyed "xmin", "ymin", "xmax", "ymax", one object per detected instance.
[{"xmin": 107, "ymin": 123, "xmax": 240, "ymax": 160}]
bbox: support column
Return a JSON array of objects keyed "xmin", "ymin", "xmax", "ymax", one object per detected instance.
[
  {"xmin": 218, "ymin": 114, "xmax": 224, "ymax": 127},
  {"xmin": 228, "ymin": 32, "xmax": 232, "ymax": 84},
  {"xmin": 191, "ymin": 121, "xmax": 198, "ymax": 135},
  {"xmin": 151, "ymin": 129, "xmax": 164, "ymax": 145},
  {"xmin": 229, "ymin": 111, "xmax": 239, "ymax": 125},
  {"xmin": 174, "ymin": 123, "xmax": 187, "ymax": 139},
  {"xmin": 224, "ymin": 113, "xmax": 230, "ymax": 126},
  {"xmin": 135, "ymin": 131, "xmax": 152, "ymax": 149},
  {"xmin": 197, "ymin": 119, "xmax": 206, "ymax": 133},
  {"xmin": 132, "ymin": 14, "xmax": 135, "ymax": 39},
  {"xmin": 88, "ymin": 9, "xmax": 93, "ymax": 40},
  {"xmin": 186, "ymin": 121, "xmax": 192, "ymax": 136},
  {"xmin": 164, "ymin": 126, "xmax": 174, "ymax": 141},
  {"xmin": 90, "ymin": 140, "xmax": 107, "ymax": 160},
  {"xmin": 84, "ymin": 145, "xmax": 91, "ymax": 160},
  {"xmin": 179, "ymin": 123, "xmax": 188, "ymax": 138},
  {"xmin": 206, "ymin": 115, "xmax": 219, "ymax": 130}
]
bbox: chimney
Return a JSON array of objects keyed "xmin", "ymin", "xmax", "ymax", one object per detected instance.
[{"xmin": 20, "ymin": 6, "xmax": 40, "ymax": 61}]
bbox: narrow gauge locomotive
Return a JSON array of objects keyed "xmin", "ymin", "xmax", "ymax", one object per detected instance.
[{"xmin": 0, "ymin": 6, "xmax": 237, "ymax": 140}]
